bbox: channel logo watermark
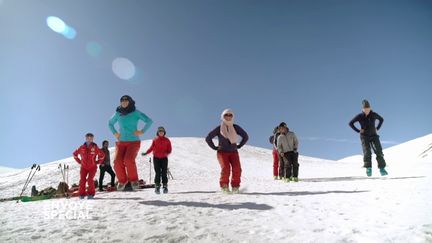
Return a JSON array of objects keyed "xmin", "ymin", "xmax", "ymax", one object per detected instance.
[{"xmin": 43, "ymin": 200, "xmax": 95, "ymax": 220}]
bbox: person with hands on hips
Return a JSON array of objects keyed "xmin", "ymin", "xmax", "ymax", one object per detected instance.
[
  {"xmin": 108, "ymin": 95, "xmax": 153, "ymax": 191},
  {"xmin": 349, "ymin": 99, "xmax": 388, "ymax": 177},
  {"xmin": 205, "ymin": 109, "xmax": 249, "ymax": 194}
]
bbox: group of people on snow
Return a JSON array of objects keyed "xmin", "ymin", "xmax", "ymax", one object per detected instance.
[
  {"xmin": 269, "ymin": 122, "xmax": 300, "ymax": 182},
  {"xmin": 73, "ymin": 95, "xmax": 172, "ymax": 199},
  {"xmin": 72, "ymin": 95, "xmax": 388, "ymax": 199}
]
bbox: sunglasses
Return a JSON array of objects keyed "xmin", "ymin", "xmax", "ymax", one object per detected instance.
[{"xmin": 224, "ymin": 114, "xmax": 233, "ymax": 117}]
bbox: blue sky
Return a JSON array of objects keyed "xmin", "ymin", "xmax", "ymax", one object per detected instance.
[{"xmin": 1, "ymin": 0, "xmax": 431, "ymax": 168}]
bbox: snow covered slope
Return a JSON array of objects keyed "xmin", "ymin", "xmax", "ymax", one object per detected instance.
[
  {"xmin": 339, "ymin": 134, "xmax": 432, "ymax": 175},
  {"xmin": 0, "ymin": 137, "xmax": 431, "ymax": 243},
  {"xmin": 0, "ymin": 166, "xmax": 18, "ymax": 175}
]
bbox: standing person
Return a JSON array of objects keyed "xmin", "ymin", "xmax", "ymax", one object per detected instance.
[
  {"xmin": 108, "ymin": 95, "xmax": 153, "ymax": 191},
  {"xmin": 205, "ymin": 109, "xmax": 249, "ymax": 194},
  {"xmin": 142, "ymin": 127, "xmax": 172, "ymax": 194},
  {"xmin": 276, "ymin": 122, "xmax": 287, "ymax": 180},
  {"xmin": 269, "ymin": 126, "xmax": 281, "ymax": 180},
  {"xmin": 277, "ymin": 124, "xmax": 300, "ymax": 182},
  {"xmin": 73, "ymin": 133, "xmax": 105, "ymax": 199},
  {"xmin": 99, "ymin": 140, "xmax": 116, "ymax": 191},
  {"xmin": 349, "ymin": 99, "xmax": 388, "ymax": 177}
]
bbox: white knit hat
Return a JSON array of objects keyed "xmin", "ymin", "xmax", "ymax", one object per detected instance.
[{"xmin": 221, "ymin": 108, "xmax": 234, "ymax": 120}]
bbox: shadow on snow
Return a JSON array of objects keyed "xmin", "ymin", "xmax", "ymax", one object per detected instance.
[
  {"xmin": 139, "ymin": 200, "xmax": 273, "ymax": 211},
  {"xmin": 174, "ymin": 190, "xmax": 370, "ymax": 196},
  {"xmin": 300, "ymin": 176, "xmax": 425, "ymax": 183}
]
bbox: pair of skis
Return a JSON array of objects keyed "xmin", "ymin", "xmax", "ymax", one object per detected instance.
[
  {"xmin": 17, "ymin": 164, "xmax": 41, "ymax": 203},
  {"xmin": 58, "ymin": 163, "xmax": 70, "ymax": 197},
  {"xmin": 58, "ymin": 163, "xmax": 70, "ymax": 185}
]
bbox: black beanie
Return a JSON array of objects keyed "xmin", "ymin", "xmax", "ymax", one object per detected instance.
[
  {"xmin": 362, "ymin": 99, "xmax": 371, "ymax": 108},
  {"xmin": 157, "ymin": 126, "xmax": 166, "ymax": 136}
]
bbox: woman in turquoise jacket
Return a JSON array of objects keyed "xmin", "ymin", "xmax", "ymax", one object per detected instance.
[{"xmin": 109, "ymin": 95, "xmax": 153, "ymax": 191}]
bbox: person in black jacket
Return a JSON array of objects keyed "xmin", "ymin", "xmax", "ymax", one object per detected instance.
[
  {"xmin": 99, "ymin": 140, "xmax": 116, "ymax": 191},
  {"xmin": 206, "ymin": 109, "xmax": 249, "ymax": 194},
  {"xmin": 349, "ymin": 100, "xmax": 388, "ymax": 177}
]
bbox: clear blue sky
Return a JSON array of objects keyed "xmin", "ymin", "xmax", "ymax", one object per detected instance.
[{"xmin": 1, "ymin": 0, "xmax": 431, "ymax": 168}]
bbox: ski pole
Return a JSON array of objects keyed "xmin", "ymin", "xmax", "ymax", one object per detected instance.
[
  {"xmin": 22, "ymin": 164, "xmax": 39, "ymax": 194},
  {"xmin": 59, "ymin": 164, "xmax": 66, "ymax": 183},
  {"xmin": 58, "ymin": 164, "xmax": 63, "ymax": 182},
  {"xmin": 63, "ymin": 164, "xmax": 67, "ymax": 183},
  {"xmin": 168, "ymin": 168, "xmax": 174, "ymax": 180},
  {"xmin": 66, "ymin": 165, "xmax": 69, "ymax": 186},
  {"xmin": 26, "ymin": 165, "xmax": 40, "ymax": 188},
  {"xmin": 17, "ymin": 165, "xmax": 40, "ymax": 202},
  {"xmin": 18, "ymin": 164, "xmax": 36, "ymax": 200},
  {"xmin": 149, "ymin": 158, "xmax": 152, "ymax": 184}
]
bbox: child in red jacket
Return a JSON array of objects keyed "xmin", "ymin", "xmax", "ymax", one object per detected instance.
[
  {"xmin": 142, "ymin": 127, "xmax": 172, "ymax": 194},
  {"xmin": 73, "ymin": 133, "xmax": 105, "ymax": 199}
]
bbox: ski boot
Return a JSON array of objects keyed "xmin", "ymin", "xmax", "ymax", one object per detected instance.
[
  {"xmin": 380, "ymin": 168, "xmax": 388, "ymax": 176},
  {"xmin": 232, "ymin": 187, "xmax": 240, "ymax": 194},
  {"xmin": 221, "ymin": 186, "xmax": 231, "ymax": 194},
  {"xmin": 273, "ymin": 176, "xmax": 279, "ymax": 180},
  {"xmin": 79, "ymin": 195, "xmax": 85, "ymax": 200},
  {"xmin": 366, "ymin": 167, "xmax": 372, "ymax": 177},
  {"xmin": 117, "ymin": 183, "xmax": 126, "ymax": 191},
  {"xmin": 292, "ymin": 177, "xmax": 299, "ymax": 182},
  {"xmin": 163, "ymin": 186, "xmax": 168, "ymax": 194},
  {"xmin": 283, "ymin": 177, "xmax": 290, "ymax": 183},
  {"xmin": 155, "ymin": 186, "xmax": 161, "ymax": 194},
  {"xmin": 87, "ymin": 195, "xmax": 94, "ymax": 200},
  {"xmin": 131, "ymin": 181, "xmax": 140, "ymax": 191}
]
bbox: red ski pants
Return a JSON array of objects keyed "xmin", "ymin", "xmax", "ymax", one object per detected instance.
[
  {"xmin": 272, "ymin": 149, "xmax": 279, "ymax": 177},
  {"xmin": 114, "ymin": 141, "xmax": 141, "ymax": 185},
  {"xmin": 217, "ymin": 151, "xmax": 242, "ymax": 188},
  {"xmin": 79, "ymin": 166, "xmax": 97, "ymax": 196}
]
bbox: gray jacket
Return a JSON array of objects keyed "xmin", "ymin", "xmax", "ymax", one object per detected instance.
[{"xmin": 277, "ymin": 132, "xmax": 299, "ymax": 154}]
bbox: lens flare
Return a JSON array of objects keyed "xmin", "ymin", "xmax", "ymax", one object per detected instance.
[
  {"xmin": 86, "ymin": 41, "xmax": 102, "ymax": 58},
  {"xmin": 46, "ymin": 16, "xmax": 77, "ymax": 40},
  {"xmin": 46, "ymin": 16, "xmax": 67, "ymax": 34},
  {"xmin": 112, "ymin": 57, "xmax": 136, "ymax": 80},
  {"xmin": 63, "ymin": 26, "xmax": 77, "ymax": 39}
]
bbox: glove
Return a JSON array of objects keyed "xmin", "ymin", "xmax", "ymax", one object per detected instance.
[
  {"xmin": 237, "ymin": 145, "xmax": 242, "ymax": 149},
  {"xmin": 141, "ymin": 152, "xmax": 148, "ymax": 156}
]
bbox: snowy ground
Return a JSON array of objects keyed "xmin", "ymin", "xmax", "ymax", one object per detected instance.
[
  {"xmin": 0, "ymin": 166, "xmax": 18, "ymax": 175},
  {"xmin": 0, "ymin": 136, "xmax": 431, "ymax": 243}
]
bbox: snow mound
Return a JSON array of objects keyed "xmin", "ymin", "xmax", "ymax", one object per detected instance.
[{"xmin": 339, "ymin": 133, "xmax": 432, "ymax": 164}]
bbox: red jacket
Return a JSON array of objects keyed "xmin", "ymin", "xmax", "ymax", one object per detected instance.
[
  {"xmin": 145, "ymin": 136, "xmax": 172, "ymax": 159},
  {"xmin": 73, "ymin": 142, "xmax": 105, "ymax": 169}
]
